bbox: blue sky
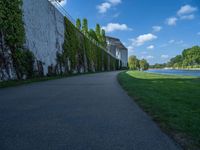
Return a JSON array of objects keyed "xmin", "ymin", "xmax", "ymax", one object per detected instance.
[{"xmin": 60, "ymin": 0, "xmax": 200, "ymax": 64}]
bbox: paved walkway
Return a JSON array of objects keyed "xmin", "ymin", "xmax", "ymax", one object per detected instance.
[{"xmin": 0, "ymin": 71, "xmax": 181, "ymax": 150}]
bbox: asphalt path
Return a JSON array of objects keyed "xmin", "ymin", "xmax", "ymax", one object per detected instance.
[{"xmin": 0, "ymin": 71, "xmax": 181, "ymax": 150}]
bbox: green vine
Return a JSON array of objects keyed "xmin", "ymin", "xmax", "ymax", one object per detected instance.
[
  {"xmin": 61, "ymin": 17, "xmax": 121, "ymax": 73},
  {"xmin": 0, "ymin": 0, "xmax": 35, "ymax": 79}
]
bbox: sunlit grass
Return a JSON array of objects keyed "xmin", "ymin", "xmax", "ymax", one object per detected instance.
[{"xmin": 118, "ymin": 71, "xmax": 200, "ymax": 149}]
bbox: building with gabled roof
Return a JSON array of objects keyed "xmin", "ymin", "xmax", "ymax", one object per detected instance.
[{"xmin": 106, "ymin": 36, "xmax": 128, "ymax": 68}]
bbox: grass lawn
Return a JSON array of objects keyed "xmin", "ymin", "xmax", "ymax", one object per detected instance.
[{"xmin": 118, "ymin": 71, "xmax": 200, "ymax": 149}]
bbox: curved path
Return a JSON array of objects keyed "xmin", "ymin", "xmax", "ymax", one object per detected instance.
[{"xmin": 0, "ymin": 71, "xmax": 181, "ymax": 150}]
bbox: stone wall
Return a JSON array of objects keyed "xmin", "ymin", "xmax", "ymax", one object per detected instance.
[{"xmin": 22, "ymin": 0, "xmax": 65, "ymax": 75}]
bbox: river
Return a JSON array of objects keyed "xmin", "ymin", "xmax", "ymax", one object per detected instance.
[{"xmin": 145, "ymin": 69, "xmax": 200, "ymax": 77}]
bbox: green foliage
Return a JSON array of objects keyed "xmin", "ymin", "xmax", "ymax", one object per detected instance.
[
  {"xmin": 139, "ymin": 59, "xmax": 149, "ymax": 70},
  {"xmin": 0, "ymin": 0, "xmax": 35, "ymax": 79},
  {"xmin": 0, "ymin": 0, "xmax": 25, "ymax": 49},
  {"xmin": 76, "ymin": 18, "xmax": 81, "ymax": 30},
  {"xmin": 95, "ymin": 24, "xmax": 101, "ymax": 42},
  {"xmin": 101, "ymin": 29, "xmax": 107, "ymax": 48},
  {"xmin": 118, "ymin": 71, "xmax": 200, "ymax": 149},
  {"xmin": 82, "ymin": 18, "xmax": 88, "ymax": 34},
  {"xmin": 128, "ymin": 55, "xmax": 139, "ymax": 70},
  {"xmin": 13, "ymin": 49, "xmax": 35, "ymax": 78},
  {"xmin": 62, "ymin": 17, "xmax": 120, "ymax": 73},
  {"xmin": 151, "ymin": 46, "xmax": 200, "ymax": 69}
]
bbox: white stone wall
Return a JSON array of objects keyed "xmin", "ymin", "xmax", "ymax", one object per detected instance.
[
  {"xmin": 121, "ymin": 49, "xmax": 128, "ymax": 67},
  {"xmin": 22, "ymin": 0, "xmax": 65, "ymax": 74}
]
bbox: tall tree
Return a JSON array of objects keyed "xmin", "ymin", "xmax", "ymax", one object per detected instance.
[
  {"xmin": 82, "ymin": 18, "xmax": 88, "ymax": 34},
  {"xmin": 139, "ymin": 59, "xmax": 149, "ymax": 70},
  {"xmin": 76, "ymin": 18, "xmax": 81, "ymax": 30},
  {"xmin": 128, "ymin": 55, "xmax": 139, "ymax": 70},
  {"xmin": 101, "ymin": 29, "xmax": 107, "ymax": 48},
  {"xmin": 95, "ymin": 24, "xmax": 101, "ymax": 42}
]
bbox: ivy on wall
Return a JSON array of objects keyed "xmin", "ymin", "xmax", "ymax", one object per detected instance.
[
  {"xmin": 0, "ymin": 0, "xmax": 35, "ymax": 79},
  {"xmin": 61, "ymin": 16, "xmax": 121, "ymax": 73}
]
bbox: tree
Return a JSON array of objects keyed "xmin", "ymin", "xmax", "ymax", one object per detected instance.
[
  {"xmin": 128, "ymin": 55, "xmax": 139, "ymax": 70},
  {"xmin": 76, "ymin": 18, "xmax": 81, "ymax": 30},
  {"xmin": 95, "ymin": 24, "xmax": 101, "ymax": 42},
  {"xmin": 101, "ymin": 29, "xmax": 107, "ymax": 48},
  {"xmin": 82, "ymin": 18, "xmax": 88, "ymax": 34},
  {"xmin": 89, "ymin": 29, "xmax": 98, "ymax": 41},
  {"xmin": 139, "ymin": 59, "xmax": 149, "ymax": 70}
]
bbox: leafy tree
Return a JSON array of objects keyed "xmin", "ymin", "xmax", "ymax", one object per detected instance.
[
  {"xmin": 95, "ymin": 24, "xmax": 101, "ymax": 42},
  {"xmin": 82, "ymin": 18, "xmax": 88, "ymax": 34},
  {"xmin": 101, "ymin": 29, "xmax": 107, "ymax": 48},
  {"xmin": 128, "ymin": 55, "xmax": 139, "ymax": 70},
  {"xmin": 89, "ymin": 29, "xmax": 98, "ymax": 41},
  {"xmin": 76, "ymin": 18, "xmax": 81, "ymax": 30},
  {"xmin": 139, "ymin": 59, "xmax": 149, "ymax": 70}
]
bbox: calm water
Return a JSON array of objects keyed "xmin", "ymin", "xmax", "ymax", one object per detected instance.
[{"xmin": 146, "ymin": 69, "xmax": 200, "ymax": 77}]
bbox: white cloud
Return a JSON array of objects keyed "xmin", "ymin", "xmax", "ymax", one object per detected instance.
[
  {"xmin": 177, "ymin": 5, "xmax": 198, "ymax": 16},
  {"xmin": 146, "ymin": 56, "xmax": 154, "ymax": 59},
  {"xmin": 168, "ymin": 40, "xmax": 175, "ymax": 44},
  {"xmin": 102, "ymin": 23, "xmax": 132, "ymax": 33},
  {"xmin": 161, "ymin": 55, "xmax": 169, "ymax": 59},
  {"xmin": 166, "ymin": 17, "xmax": 178, "ymax": 26},
  {"xmin": 131, "ymin": 33, "xmax": 157, "ymax": 47},
  {"xmin": 152, "ymin": 26, "xmax": 162, "ymax": 32},
  {"xmin": 180, "ymin": 14, "xmax": 195, "ymax": 20},
  {"xmin": 141, "ymin": 51, "xmax": 147, "ymax": 55},
  {"xmin": 140, "ymin": 55, "xmax": 154, "ymax": 60},
  {"xmin": 147, "ymin": 45, "xmax": 155, "ymax": 49},
  {"xmin": 107, "ymin": 0, "xmax": 122, "ymax": 5},
  {"xmin": 97, "ymin": 2, "xmax": 111, "ymax": 13},
  {"xmin": 97, "ymin": 0, "xmax": 122, "ymax": 13}
]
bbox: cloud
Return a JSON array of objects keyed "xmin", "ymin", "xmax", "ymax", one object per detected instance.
[
  {"xmin": 180, "ymin": 14, "xmax": 195, "ymax": 20},
  {"xmin": 168, "ymin": 40, "xmax": 175, "ymax": 44},
  {"xmin": 140, "ymin": 55, "xmax": 154, "ymax": 60},
  {"xmin": 97, "ymin": 0, "xmax": 122, "ymax": 13},
  {"xmin": 166, "ymin": 17, "xmax": 178, "ymax": 26},
  {"xmin": 107, "ymin": 0, "xmax": 122, "ymax": 5},
  {"xmin": 102, "ymin": 23, "xmax": 132, "ymax": 33},
  {"xmin": 147, "ymin": 45, "xmax": 155, "ymax": 49},
  {"xmin": 131, "ymin": 33, "xmax": 157, "ymax": 47},
  {"xmin": 146, "ymin": 56, "xmax": 154, "ymax": 60},
  {"xmin": 97, "ymin": 2, "xmax": 111, "ymax": 13},
  {"xmin": 152, "ymin": 26, "xmax": 162, "ymax": 32},
  {"xmin": 161, "ymin": 55, "xmax": 169, "ymax": 59},
  {"xmin": 177, "ymin": 5, "xmax": 198, "ymax": 16}
]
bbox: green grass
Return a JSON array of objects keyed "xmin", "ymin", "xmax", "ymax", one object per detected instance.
[{"xmin": 118, "ymin": 71, "xmax": 200, "ymax": 149}]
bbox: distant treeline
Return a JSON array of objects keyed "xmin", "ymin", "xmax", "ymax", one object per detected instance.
[{"xmin": 151, "ymin": 46, "xmax": 200, "ymax": 69}]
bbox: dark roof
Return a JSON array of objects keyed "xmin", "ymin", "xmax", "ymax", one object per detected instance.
[{"xmin": 106, "ymin": 36, "xmax": 127, "ymax": 50}]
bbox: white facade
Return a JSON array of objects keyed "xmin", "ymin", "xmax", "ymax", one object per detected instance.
[
  {"xmin": 106, "ymin": 36, "xmax": 128, "ymax": 67},
  {"xmin": 22, "ymin": 0, "xmax": 65, "ymax": 74}
]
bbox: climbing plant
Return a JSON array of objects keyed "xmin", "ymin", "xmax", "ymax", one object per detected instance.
[
  {"xmin": 0, "ymin": 0, "xmax": 35, "ymax": 79},
  {"xmin": 62, "ymin": 16, "xmax": 121, "ymax": 74}
]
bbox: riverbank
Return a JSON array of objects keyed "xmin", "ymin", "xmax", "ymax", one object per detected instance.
[
  {"xmin": 150, "ymin": 68, "xmax": 200, "ymax": 70},
  {"xmin": 118, "ymin": 71, "xmax": 200, "ymax": 149}
]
